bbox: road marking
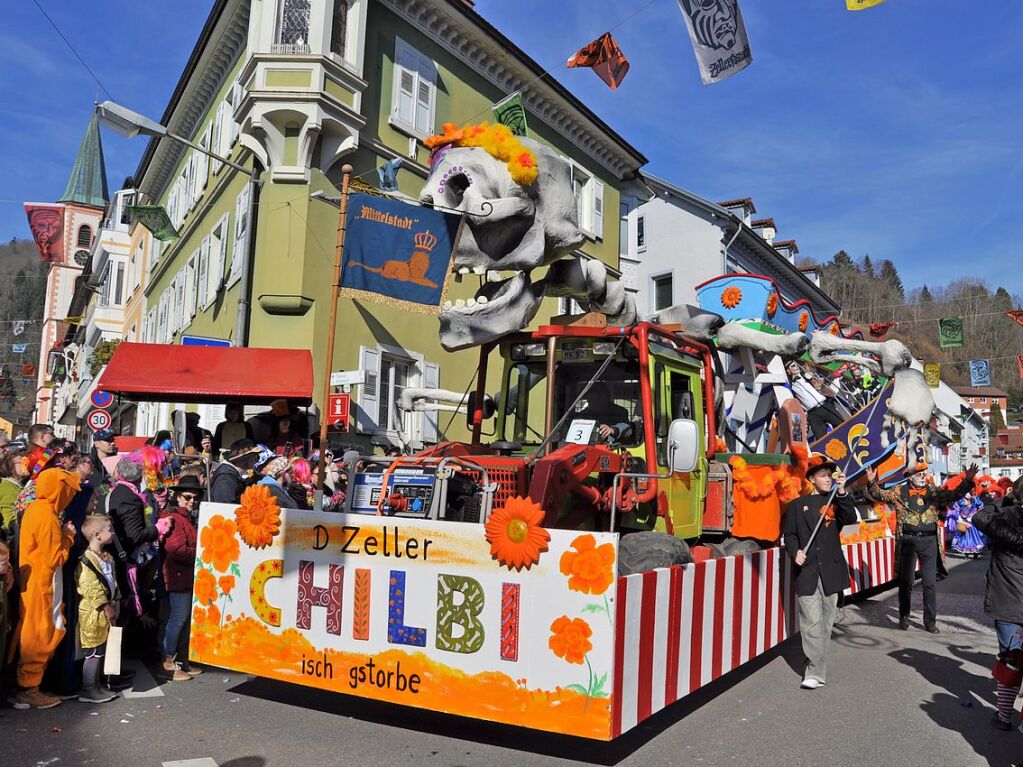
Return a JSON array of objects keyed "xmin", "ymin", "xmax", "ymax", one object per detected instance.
[
  {"xmin": 121, "ymin": 659, "xmax": 165, "ymax": 699},
  {"xmin": 162, "ymin": 760, "xmax": 218, "ymax": 767}
]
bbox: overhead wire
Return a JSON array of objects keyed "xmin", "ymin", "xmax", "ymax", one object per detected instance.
[{"xmin": 30, "ymin": 0, "xmax": 114, "ymax": 100}]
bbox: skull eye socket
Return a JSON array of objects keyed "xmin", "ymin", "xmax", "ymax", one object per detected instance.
[{"xmin": 446, "ymin": 173, "xmax": 471, "ymax": 201}]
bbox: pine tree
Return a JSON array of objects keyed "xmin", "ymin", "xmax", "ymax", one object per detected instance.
[
  {"xmin": 920, "ymin": 285, "xmax": 933, "ymax": 302},
  {"xmin": 862, "ymin": 255, "xmax": 875, "ymax": 278},
  {"xmin": 832, "ymin": 250, "xmax": 856, "ymax": 269},
  {"xmin": 879, "ymin": 260, "xmax": 904, "ymax": 300}
]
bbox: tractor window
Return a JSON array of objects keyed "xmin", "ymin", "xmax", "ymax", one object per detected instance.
[
  {"xmin": 553, "ymin": 360, "xmax": 642, "ymax": 446},
  {"xmin": 501, "ymin": 362, "xmax": 547, "ymax": 445}
]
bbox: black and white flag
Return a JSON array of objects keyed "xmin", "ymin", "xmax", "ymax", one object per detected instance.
[{"xmin": 677, "ymin": 0, "xmax": 753, "ymax": 84}]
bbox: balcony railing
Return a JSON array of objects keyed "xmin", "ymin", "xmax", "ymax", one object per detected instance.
[{"xmin": 270, "ymin": 43, "xmax": 310, "ymax": 55}]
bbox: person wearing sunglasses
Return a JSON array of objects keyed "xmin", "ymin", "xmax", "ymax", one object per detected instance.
[{"xmin": 159, "ymin": 474, "xmax": 204, "ymax": 682}]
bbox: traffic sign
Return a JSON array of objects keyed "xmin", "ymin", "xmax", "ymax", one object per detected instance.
[
  {"xmin": 181, "ymin": 335, "xmax": 232, "ymax": 347},
  {"xmin": 330, "ymin": 370, "xmax": 365, "ymax": 387},
  {"xmin": 87, "ymin": 409, "xmax": 112, "ymax": 431},
  {"xmin": 90, "ymin": 389, "xmax": 113, "ymax": 409},
  {"xmin": 327, "ymin": 393, "xmax": 350, "ymax": 430}
]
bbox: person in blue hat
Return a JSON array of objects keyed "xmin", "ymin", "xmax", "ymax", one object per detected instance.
[{"xmin": 89, "ymin": 429, "xmax": 117, "ymax": 488}]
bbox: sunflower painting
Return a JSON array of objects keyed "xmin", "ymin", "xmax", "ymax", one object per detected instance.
[
  {"xmin": 766, "ymin": 292, "xmax": 778, "ymax": 317},
  {"xmin": 721, "ymin": 285, "xmax": 742, "ymax": 309},
  {"xmin": 235, "ymin": 484, "xmax": 282, "ymax": 549},
  {"xmin": 798, "ymin": 311, "xmax": 809, "ymax": 332},
  {"xmin": 484, "ymin": 496, "xmax": 550, "ymax": 570}
]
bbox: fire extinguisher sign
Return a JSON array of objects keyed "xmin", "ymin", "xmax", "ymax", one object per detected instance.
[{"xmin": 327, "ymin": 393, "xmax": 350, "ymax": 430}]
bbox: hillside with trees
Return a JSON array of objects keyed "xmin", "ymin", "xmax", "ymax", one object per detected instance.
[
  {"xmin": 0, "ymin": 238, "xmax": 48, "ymax": 423},
  {"xmin": 809, "ymin": 252, "xmax": 1023, "ymax": 415}
]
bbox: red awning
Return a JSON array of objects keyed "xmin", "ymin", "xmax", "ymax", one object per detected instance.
[{"xmin": 97, "ymin": 343, "xmax": 314, "ymax": 405}]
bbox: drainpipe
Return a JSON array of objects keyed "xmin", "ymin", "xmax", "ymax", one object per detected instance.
[
  {"xmin": 721, "ymin": 214, "xmax": 742, "ymax": 263},
  {"xmin": 234, "ymin": 167, "xmax": 263, "ymax": 347}
]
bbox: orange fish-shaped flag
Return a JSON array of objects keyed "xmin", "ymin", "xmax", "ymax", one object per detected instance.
[
  {"xmin": 1005, "ymin": 309, "xmax": 1023, "ymax": 328},
  {"xmin": 567, "ymin": 32, "xmax": 630, "ymax": 90}
]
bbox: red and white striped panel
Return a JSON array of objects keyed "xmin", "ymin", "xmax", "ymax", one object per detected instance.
[
  {"xmin": 843, "ymin": 537, "xmax": 896, "ymax": 595},
  {"xmin": 611, "ymin": 548, "xmax": 798, "ymax": 737},
  {"xmin": 611, "ymin": 538, "xmax": 896, "ymax": 737}
]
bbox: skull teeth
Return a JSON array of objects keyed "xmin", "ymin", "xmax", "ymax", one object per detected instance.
[
  {"xmin": 458, "ymin": 267, "xmax": 470, "ymax": 275},
  {"xmin": 472, "ymin": 266, "xmax": 486, "ymax": 275},
  {"xmin": 466, "ymin": 298, "xmax": 477, "ymax": 308},
  {"xmin": 476, "ymin": 295, "xmax": 488, "ymax": 305},
  {"xmin": 487, "ymin": 270, "xmax": 502, "ymax": 283},
  {"xmin": 454, "ymin": 299, "xmax": 466, "ymax": 309},
  {"xmin": 443, "ymin": 301, "xmax": 453, "ymax": 310}
]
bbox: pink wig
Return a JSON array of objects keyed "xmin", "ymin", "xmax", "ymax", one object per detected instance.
[{"xmin": 291, "ymin": 457, "xmax": 313, "ymax": 485}]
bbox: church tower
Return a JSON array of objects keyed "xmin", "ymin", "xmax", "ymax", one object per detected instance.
[{"xmin": 34, "ymin": 114, "xmax": 109, "ymax": 427}]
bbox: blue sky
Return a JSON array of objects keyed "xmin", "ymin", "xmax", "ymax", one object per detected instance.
[{"xmin": 3, "ymin": 0, "xmax": 1022, "ymax": 296}]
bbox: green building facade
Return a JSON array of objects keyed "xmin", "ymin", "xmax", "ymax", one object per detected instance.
[{"xmin": 135, "ymin": 0, "xmax": 645, "ymax": 449}]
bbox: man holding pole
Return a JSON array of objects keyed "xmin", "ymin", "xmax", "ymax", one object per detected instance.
[
  {"xmin": 866, "ymin": 461, "xmax": 977, "ymax": 633},
  {"xmin": 782, "ymin": 452, "xmax": 858, "ymax": 690}
]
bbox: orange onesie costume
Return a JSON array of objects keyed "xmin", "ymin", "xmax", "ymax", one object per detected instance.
[{"xmin": 11, "ymin": 469, "xmax": 80, "ymax": 688}]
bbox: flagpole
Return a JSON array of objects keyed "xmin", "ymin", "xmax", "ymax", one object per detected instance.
[{"xmin": 315, "ymin": 164, "xmax": 353, "ymax": 505}]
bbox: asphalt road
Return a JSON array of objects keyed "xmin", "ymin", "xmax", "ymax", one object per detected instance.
[{"xmin": 3, "ymin": 555, "xmax": 1020, "ymax": 767}]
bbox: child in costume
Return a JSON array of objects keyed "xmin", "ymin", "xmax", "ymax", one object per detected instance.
[
  {"xmin": 947, "ymin": 493, "xmax": 987, "ymax": 557},
  {"xmin": 8, "ymin": 468, "xmax": 80, "ymax": 709},
  {"xmin": 76, "ymin": 513, "xmax": 120, "ymax": 703}
]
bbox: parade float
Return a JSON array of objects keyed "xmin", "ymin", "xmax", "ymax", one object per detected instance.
[{"xmin": 172, "ymin": 124, "xmax": 933, "ymax": 740}]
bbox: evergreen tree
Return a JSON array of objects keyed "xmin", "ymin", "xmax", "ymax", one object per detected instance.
[
  {"xmin": 879, "ymin": 260, "xmax": 905, "ymax": 300},
  {"xmin": 832, "ymin": 250, "xmax": 856, "ymax": 269},
  {"xmin": 920, "ymin": 285, "xmax": 933, "ymax": 302},
  {"xmin": 862, "ymin": 255, "xmax": 875, "ymax": 278},
  {"xmin": 993, "ymin": 287, "xmax": 1014, "ymax": 310}
]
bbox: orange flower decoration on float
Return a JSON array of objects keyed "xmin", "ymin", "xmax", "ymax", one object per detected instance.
[
  {"xmin": 548, "ymin": 616, "xmax": 593, "ymax": 665},
  {"xmin": 200, "ymin": 514, "xmax": 240, "ymax": 573},
  {"xmin": 798, "ymin": 311, "xmax": 810, "ymax": 332},
  {"xmin": 484, "ymin": 496, "xmax": 550, "ymax": 571},
  {"xmin": 721, "ymin": 286, "xmax": 743, "ymax": 309},
  {"xmin": 194, "ymin": 568, "xmax": 218, "ymax": 606},
  {"xmin": 829, "ymin": 323, "xmax": 841, "ymax": 336},
  {"xmin": 218, "ymin": 575, "xmax": 236, "ymax": 596},
  {"xmin": 766, "ymin": 292, "xmax": 778, "ymax": 317},
  {"xmin": 560, "ymin": 534, "xmax": 616, "ymax": 594},
  {"xmin": 234, "ymin": 484, "xmax": 281, "ymax": 550},
  {"xmin": 824, "ymin": 439, "xmax": 848, "ymax": 461}
]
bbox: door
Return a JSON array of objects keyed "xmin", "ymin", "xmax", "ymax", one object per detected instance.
[{"xmin": 652, "ymin": 361, "xmax": 707, "ymax": 539}]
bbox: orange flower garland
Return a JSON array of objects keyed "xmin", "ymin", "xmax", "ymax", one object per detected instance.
[
  {"xmin": 484, "ymin": 496, "xmax": 550, "ymax": 571},
  {"xmin": 730, "ymin": 456, "xmax": 805, "ymax": 503},
  {"xmin": 200, "ymin": 515, "xmax": 240, "ymax": 573},
  {"xmin": 824, "ymin": 439, "xmax": 848, "ymax": 461},
  {"xmin": 798, "ymin": 311, "xmax": 810, "ymax": 332},
  {"xmin": 560, "ymin": 534, "xmax": 616, "ymax": 594},
  {"xmin": 548, "ymin": 616, "xmax": 593, "ymax": 664},
  {"xmin": 425, "ymin": 122, "xmax": 539, "ymax": 185},
  {"xmin": 721, "ymin": 286, "xmax": 743, "ymax": 309},
  {"xmin": 766, "ymin": 293, "xmax": 778, "ymax": 317},
  {"xmin": 234, "ymin": 484, "xmax": 282, "ymax": 550}
]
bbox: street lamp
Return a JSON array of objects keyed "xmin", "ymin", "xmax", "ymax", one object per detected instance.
[{"xmin": 95, "ymin": 100, "xmax": 252, "ymax": 176}]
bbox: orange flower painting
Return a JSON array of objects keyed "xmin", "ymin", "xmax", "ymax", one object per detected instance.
[
  {"xmin": 194, "ymin": 568, "xmax": 218, "ymax": 606},
  {"xmin": 234, "ymin": 484, "xmax": 282, "ymax": 550},
  {"xmin": 799, "ymin": 311, "xmax": 809, "ymax": 332},
  {"xmin": 484, "ymin": 496, "xmax": 550, "ymax": 571},
  {"xmin": 560, "ymin": 534, "xmax": 615, "ymax": 594},
  {"xmin": 549, "ymin": 616, "xmax": 593, "ymax": 664},
  {"xmin": 824, "ymin": 439, "xmax": 848, "ymax": 461},
  {"xmin": 721, "ymin": 286, "xmax": 742, "ymax": 309},
  {"xmin": 200, "ymin": 514, "xmax": 240, "ymax": 572},
  {"xmin": 766, "ymin": 292, "xmax": 778, "ymax": 317},
  {"xmin": 218, "ymin": 575, "xmax": 236, "ymax": 596}
]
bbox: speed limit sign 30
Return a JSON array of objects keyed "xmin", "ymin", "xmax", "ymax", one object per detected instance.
[{"xmin": 86, "ymin": 409, "xmax": 112, "ymax": 431}]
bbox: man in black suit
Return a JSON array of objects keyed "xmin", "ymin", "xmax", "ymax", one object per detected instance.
[{"xmin": 782, "ymin": 453, "xmax": 858, "ymax": 690}]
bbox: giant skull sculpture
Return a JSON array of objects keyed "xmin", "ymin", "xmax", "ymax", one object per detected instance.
[{"xmin": 420, "ymin": 124, "xmax": 636, "ymax": 351}]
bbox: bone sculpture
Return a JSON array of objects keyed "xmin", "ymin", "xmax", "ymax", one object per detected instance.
[
  {"xmin": 809, "ymin": 331, "xmax": 934, "ymax": 462},
  {"xmin": 419, "ymin": 130, "xmax": 636, "ymax": 351}
]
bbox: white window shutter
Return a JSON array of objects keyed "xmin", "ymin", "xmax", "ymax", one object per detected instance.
[
  {"xmin": 231, "ymin": 185, "xmax": 250, "ymax": 283},
  {"xmin": 393, "ymin": 39, "xmax": 416, "ymax": 127},
  {"xmin": 208, "ymin": 217, "xmax": 227, "ymax": 305},
  {"xmin": 197, "ymin": 125, "xmax": 211, "ymax": 192},
  {"xmin": 592, "ymin": 180, "xmax": 604, "ymax": 239},
  {"xmin": 198, "ymin": 236, "xmax": 210, "ymax": 310},
  {"xmin": 211, "ymin": 106, "xmax": 223, "ymax": 174},
  {"xmin": 357, "ymin": 346, "xmax": 381, "ymax": 433},
  {"xmin": 422, "ymin": 362, "xmax": 440, "ymax": 443},
  {"xmin": 185, "ymin": 252, "xmax": 197, "ymax": 319},
  {"xmin": 229, "ymin": 82, "xmax": 242, "ymax": 145}
]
